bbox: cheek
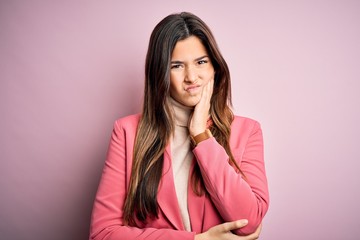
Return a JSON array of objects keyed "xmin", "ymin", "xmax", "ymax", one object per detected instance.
[
  {"xmin": 169, "ymin": 79, "xmax": 181, "ymax": 97},
  {"xmin": 170, "ymin": 74, "xmax": 183, "ymax": 90},
  {"xmin": 201, "ymin": 72, "xmax": 214, "ymax": 84},
  {"xmin": 200, "ymin": 66, "xmax": 215, "ymax": 81}
]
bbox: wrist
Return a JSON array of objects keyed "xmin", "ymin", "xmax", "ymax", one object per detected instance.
[
  {"xmin": 190, "ymin": 129, "xmax": 205, "ymax": 137},
  {"xmin": 194, "ymin": 232, "xmax": 206, "ymax": 240},
  {"xmin": 190, "ymin": 129, "xmax": 212, "ymax": 147}
]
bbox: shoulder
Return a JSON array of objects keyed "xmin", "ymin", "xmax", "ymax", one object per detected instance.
[
  {"xmin": 114, "ymin": 114, "xmax": 141, "ymax": 132},
  {"xmin": 232, "ymin": 115, "xmax": 261, "ymax": 132},
  {"xmin": 230, "ymin": 115, "xmax": 262, "ymax": 146}
]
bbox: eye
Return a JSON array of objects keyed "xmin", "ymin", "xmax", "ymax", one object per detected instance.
[
  {"xmin": 197, "ymin": 59, "xmax": 208, "ymax": 65},
  {"xmin": 171, "ymin": 64, "xmax": 183, "ymax": 69}
]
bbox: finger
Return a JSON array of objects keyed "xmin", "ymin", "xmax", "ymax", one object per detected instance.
[
  {"xmin": 221, "ymin": 219, "xmax": 248, "ymax": 232},
  {"xmin": 204, "ymin": 81, "xmax": 212, "ymax": 102},
  {"xmin": 201, "ymin": 81, "xmax": 211, "ymax": 101},
  {"xmin": 209, "ymin": 77, "xmax": 214, "ymax": 94},
  {"xmin": 199, "ymin": 79, "xmax": 213, "ymax": 106},
  {"xmin": 206, "ymin": 78, "xmax": 214, "ymax": 103},
  {"xmin": 195, "ymin": 81, "xmax": 211, "ymax": 110},
  {"xmin": 240, "ymin": 223, "xmax": 262, "ymax": 240}
]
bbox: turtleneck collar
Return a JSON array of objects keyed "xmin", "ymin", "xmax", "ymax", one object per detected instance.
[{"xmin": 169, "ymin": 97, "xmax": 193, "ymax": 127}]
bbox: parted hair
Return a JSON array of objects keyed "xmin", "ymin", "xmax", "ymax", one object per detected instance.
[{"xmin": 123, "ymin": 12, "xmax": 241, "ymax": 226}]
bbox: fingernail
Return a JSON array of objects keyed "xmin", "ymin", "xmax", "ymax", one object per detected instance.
[{"xmin": 239, "ymin": 219, "xmax": 248, "ymax": 225}]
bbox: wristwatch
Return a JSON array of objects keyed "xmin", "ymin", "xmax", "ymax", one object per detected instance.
[{"xmin": 190, "ymin": 129, "xmax": 213, "ymax": 147}]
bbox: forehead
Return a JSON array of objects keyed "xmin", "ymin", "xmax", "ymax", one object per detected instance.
[{"xmin": 171, "ymin": 36, "xmax": 208, "ymax": 60}]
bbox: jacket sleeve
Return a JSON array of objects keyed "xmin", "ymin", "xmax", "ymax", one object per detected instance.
[
  {"xmin": 192, "ymin": 120, "xmax": 269, "ymax": 235},
  {"xmin": 89, "ymin": 120, "xmax": 195, "ymax": 240}
]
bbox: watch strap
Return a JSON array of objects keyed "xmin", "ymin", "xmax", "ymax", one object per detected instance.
[{"xmin": 190, "ymin": 129, "xmax": 213, "ymax": 147}]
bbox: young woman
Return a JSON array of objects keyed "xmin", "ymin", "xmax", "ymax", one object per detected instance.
[{"xmin": 90, "ymin": 12, "xmax": 269, "ymax": 240}]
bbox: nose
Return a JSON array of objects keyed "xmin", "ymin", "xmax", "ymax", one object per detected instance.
[{"xmin": 184, "ymin": 66, "xmax": 198, "ymax": 83}]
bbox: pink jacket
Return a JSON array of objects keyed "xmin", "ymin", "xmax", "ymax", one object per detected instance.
[{"xmin": 90, "ymin": 114, "xmax": 269, "ymax": 240}]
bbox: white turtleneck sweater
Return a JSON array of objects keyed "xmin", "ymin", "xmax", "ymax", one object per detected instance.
[{"xmin": 169, "ymin": 97, "xmax": 193, "ymax": 232}]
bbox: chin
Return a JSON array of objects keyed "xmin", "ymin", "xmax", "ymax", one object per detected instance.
[
  {"xmin": 171, "ymin": 94, "xmax": 200, "ymax": 107},
  {"xmin": 182, "ymin": 98, "xmax": 200, "ymax": 107}
]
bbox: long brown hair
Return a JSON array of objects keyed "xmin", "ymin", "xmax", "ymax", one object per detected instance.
[{"xmin": 123, "ymin": 12, "xmax": 241, "ymax": 226}]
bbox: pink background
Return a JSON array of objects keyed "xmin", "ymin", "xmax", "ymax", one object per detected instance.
[{"xmin": 1, "ymin": 1, "xmax": 359, "ymax": 239}]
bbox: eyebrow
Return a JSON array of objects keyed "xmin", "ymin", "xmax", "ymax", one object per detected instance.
[{"xmin": 170, "ymin": 55, "xmax": 209, "ymax": 64}]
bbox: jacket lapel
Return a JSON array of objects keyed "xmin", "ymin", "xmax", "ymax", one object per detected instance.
[
  {"xmin": 187, "ymin": 160, "xmax": 206, "ymax": 232},
  {"xmin": 157, "ymin": 145, "xmax": 184, "ymax": 230}
]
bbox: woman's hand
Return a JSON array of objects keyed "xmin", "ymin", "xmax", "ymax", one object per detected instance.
[
  {"xmin": 195, "ymin": 220, "xmax": 262, "ymax": 240},
  {"xmin": 188, "ymin": 79, "xmax": 214, "ymax": 136}
]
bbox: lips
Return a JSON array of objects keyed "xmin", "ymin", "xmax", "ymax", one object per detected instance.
[{"xmin": 185, "ymin": 84, "xmax": 201, "ymax": 92}]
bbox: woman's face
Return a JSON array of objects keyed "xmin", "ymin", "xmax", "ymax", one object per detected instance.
[{"xmin": 169, "ymin": 36, "xmax": 215, "ymax": 107}]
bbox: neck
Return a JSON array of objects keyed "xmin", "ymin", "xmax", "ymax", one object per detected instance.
[{"xmin": 169, "ymin": 97, "xmax": 192, "ymax": 127}]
